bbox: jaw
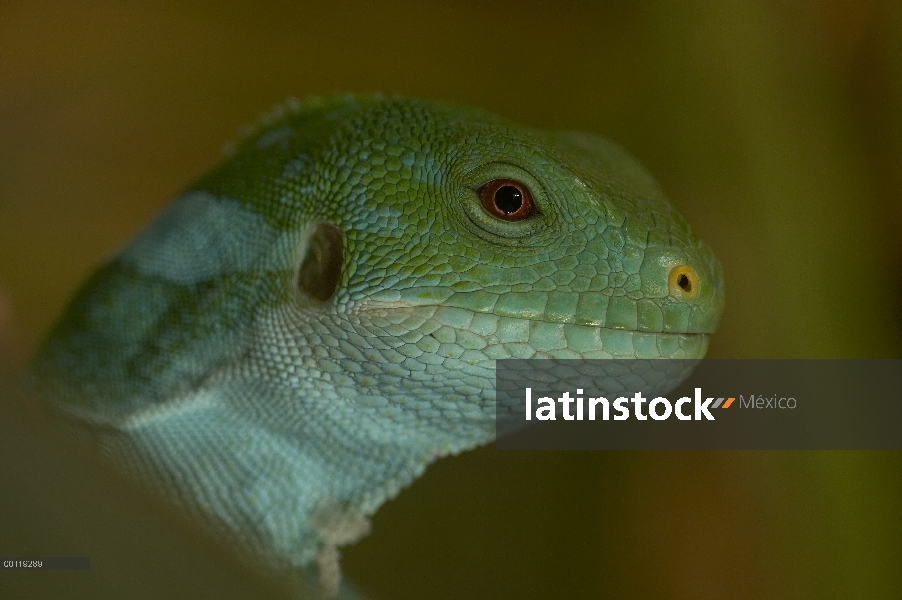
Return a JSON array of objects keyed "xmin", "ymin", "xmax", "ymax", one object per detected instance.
[
  {"xmin": 353, "ymin": 302, "xmax": 712, "ymax": 362},
  {"xmin": 491, "ymin": 322, "xmax": 711, "ymax": 361},
  {"xmin": 255, "ymin": 302, "xmax": 714, "ymax": 433}
]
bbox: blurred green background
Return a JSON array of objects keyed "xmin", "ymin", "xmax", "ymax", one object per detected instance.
[{"xmin": 1, "ymin": 0, "xmax": 900, "ymax": 598}]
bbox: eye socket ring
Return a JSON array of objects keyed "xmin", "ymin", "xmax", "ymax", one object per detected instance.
[{"xmin": 478, "ymin": 179, "xmax": 534, "ymax": 221}]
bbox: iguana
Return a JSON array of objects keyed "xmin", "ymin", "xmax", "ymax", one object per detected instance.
[{"xmin": 30, "ymin": 95, "xmax": 725, "ymax": 597}]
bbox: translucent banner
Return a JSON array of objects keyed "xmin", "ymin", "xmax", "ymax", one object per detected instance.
[{"xmin": 495, "ymin": 360, "xmax": 902, "ymax": 449}]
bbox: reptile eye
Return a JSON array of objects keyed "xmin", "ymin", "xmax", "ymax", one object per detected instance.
[{"xmin": 478, "ymin": 179, "xmax": 534, "ymax": 221}]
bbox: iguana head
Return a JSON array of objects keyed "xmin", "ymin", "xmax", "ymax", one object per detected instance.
[
  {"xmin": 202, "ymin": 95, "xmax": 726, "ymax": 435},
  {"xmin": 254, "ymin": 98, "xmax": 723, "ymax": 348}
]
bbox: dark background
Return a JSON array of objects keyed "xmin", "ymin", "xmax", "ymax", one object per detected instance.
[{"xmin": 1, "ymin": 1, "xmax": 901, "ymax": 598}]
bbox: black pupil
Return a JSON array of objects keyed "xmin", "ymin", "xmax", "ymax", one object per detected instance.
[
  {"xmin": 494, "ymin": 185, "xmax": 523, "ymax": 214},
  {"xmin": 677, "ymin": 274, "xmax": 691, "ymax": 291}
]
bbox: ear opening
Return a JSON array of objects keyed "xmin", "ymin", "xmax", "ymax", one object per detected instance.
[{"xmin": 297, "ymin": 222, "xmax": 343, "ymax": 302}]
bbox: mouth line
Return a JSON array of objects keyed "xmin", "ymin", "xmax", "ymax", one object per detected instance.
[
  {"xmin": 361, "ymin": 301, "xmax": 712, "ymax": 337},
  {"xmin": 521, "ymin": 320, "xmax": 711, "ymax": 337}
]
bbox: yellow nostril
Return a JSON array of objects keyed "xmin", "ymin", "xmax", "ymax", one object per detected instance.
[{"xmin": 669, "ymin": 265, "xmax": 699, "ymax": 299}]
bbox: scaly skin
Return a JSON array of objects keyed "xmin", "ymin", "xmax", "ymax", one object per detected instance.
[{"xmin": 31, "ymin": 95, "xmax": 725, "ymax": 592}]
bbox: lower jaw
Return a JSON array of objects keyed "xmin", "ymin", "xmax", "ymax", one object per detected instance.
[{"xmin": 478, "ymin": 321, "xmax": 711, "ymax": 361}]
